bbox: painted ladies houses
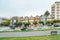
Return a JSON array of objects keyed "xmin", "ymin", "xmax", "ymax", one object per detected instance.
[
  {"xmin": 29, "ymin": 16, "xmax": 34, "ymax": 27},
  {"xmin": 23, "ymin": 16, "xmax": 29, "ymax": 22},
  {"xmin": 10, "ymin": 16, "xmax": 18, "ymax": 27},
  {"xmin": 18, "ymin": 17, "xmax": 24, "ymax": 22},
  {"xmin": 40, "ymin": 15, "xmax": 46, "ymax": 25},
  {"xmin": 34, "ymin": 15, "xmax": 40, "ymax": 23}
]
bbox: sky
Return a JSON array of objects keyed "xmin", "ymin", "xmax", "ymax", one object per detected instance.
[{"xmin": 0, "ymin": 0, "xmax": 60, "ymax": 18}]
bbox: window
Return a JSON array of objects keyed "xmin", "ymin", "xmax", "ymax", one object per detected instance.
[
  {"xmin": 57, "ymin": 15, "xmax": 59, "ymax": 17},
  {"xmin": 52, "ymin": 12, "xmax": 55, "ymax": 13},
  {"xmin": 52, "ymin": 8, "xmax": 55, "ymax": 11},
  {"xmin": 53, "ymin": 15, "xmax": 55, "ymax": 16},
  {"xmin": 57, "ymin": 7, "xmax": 59, "ymax": 8},
  {"xmin": 57, "ymin": 4, "xmax": 59, "ymax": 6},
  {"xmin": 52, "ymin": 6, "xmax": 55, "ymax": 8},
  {"xmin": 57, "ymin": 18, "xmax": 59, "ymax": 19},
  {"xmin": 57, "ymin": 9, "xmax": 59, "ymax": 11},
  {"xmin": 52, "ymin": 17, "xmax": 55, "ymax": 19},
  {"xmin": 57, "ymin": 12, "xmax": 59, "ymax": 14}
]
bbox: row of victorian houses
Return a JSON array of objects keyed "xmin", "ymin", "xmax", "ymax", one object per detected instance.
[
  {"xmin": 12, "ymin": 15, "xmax": 40, "ymax": 23},
  {"xmin": 0, "ymin": 15, "xmax": 52, "ymax": 25},
  {"xmin": 11, "ymin": 15, "xmax": 52, "ymax": 25}
]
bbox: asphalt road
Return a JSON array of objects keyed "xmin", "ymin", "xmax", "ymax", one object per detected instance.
[
  {"xmin": 0, "ymin": 31, "xmax": 51, "ymax": 37},
  {"xmin": 0, "ymin": 30, "xmax": 60, "ymax": 37}
]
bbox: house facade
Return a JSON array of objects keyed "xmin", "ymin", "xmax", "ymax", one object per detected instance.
[
  {"xmin": 47, "ymin": 15, "xmax": 52, "ymax": 21},
  {"xmin": 10, "ymin": 16, "xmax": 18, "ymax": 27},
  {"xmin": 34, "ymin": 15, "xmax": 40, "ymax": 23},
  {"xmin": 18, "ymin": 17, "xmax": 24, "ymax": 22},
  {"xmin": 23, "ymin": 16, "xmax": 29, "ymax": 22},
  {"xmin": 40, "ymin": 15, "xmax": 46, "ymax": 25},
  {"xmin": 0, "ymin": 18, "xmax": 6, "ymax": 23}
]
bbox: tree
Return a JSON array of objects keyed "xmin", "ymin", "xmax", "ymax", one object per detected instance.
[
  {"xmin": 44, "ymin": 10, "xmax": 50, "ymax": 24},
  {"xmin": 17, "ymin": 22, "xmax": 22, "ymax": 27},
  {"xmin": 21, "ymin": 22, "xmax": 30, "ymax": 31},
  {"xmin": 44, "ymin": 10, "xmax": 50, "ymax": 17},
  {"xmin": 1, "ymin": 21, "xmax": 10, "ymax": 26},
  {"xmin": 46, "ymin": 21, "xmax": 53, "ymax": 25},
  {"xmin": 39, "ymin": 21, "xmax": 44, "ymax": 25},
  {"xmin": 24, "ymin": 22, "xmax": 30, "ymax": 27},
  {"xmin": 0, "ymin": 19, "xmax": 10, "ymax": 26},
  {"xmin": 39, "ymin": 21, "xmax": 43, "ymax": 24},
  {"xmin": 33, "ymin": 21, "xmax": 38, "ymax": 27}
]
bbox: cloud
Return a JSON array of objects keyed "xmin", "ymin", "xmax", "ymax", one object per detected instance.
[{"xmin": 0, "ymin": 0, "xmax": 60, "ymax": 18}]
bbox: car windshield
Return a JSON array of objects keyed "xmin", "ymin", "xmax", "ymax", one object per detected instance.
[{"xmin": 55, "ymin": 24, "xmax": 60, "ymax": 26}]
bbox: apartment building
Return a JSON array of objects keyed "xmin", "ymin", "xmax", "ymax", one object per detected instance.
[{"xmin": 51, "ymin": 2, "xmax": 60, "ymax": 20}]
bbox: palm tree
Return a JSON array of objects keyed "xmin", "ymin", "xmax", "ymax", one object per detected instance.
[{"xmin": 44, "ymin": 10, "xmax": 50, "ymax": 24}]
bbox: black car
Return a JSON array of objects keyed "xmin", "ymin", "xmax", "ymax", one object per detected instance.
[
  {"xmin": 47, "ymin": 22, "xmax": 53, "ymax": 26},
  {"xmin": 21, "ymin": 27, "xmax": 27, "ymax": 31},
  {"xmin": 54, "ymin": 24, "xmax": 60, "ymax": 27}
]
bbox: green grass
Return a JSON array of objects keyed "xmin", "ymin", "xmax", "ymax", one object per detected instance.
[{"xmin": 0, "ymin": 34, "xmax": 60, "ymax": 40}]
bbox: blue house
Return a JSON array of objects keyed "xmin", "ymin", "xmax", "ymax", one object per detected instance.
[
  {"xmin": 10, "ymin": 17, "xmax": 18, "ymax": 27},
  {"xmin": 40, "ymin": 15, "xmax": 46, "ymax": 25}
]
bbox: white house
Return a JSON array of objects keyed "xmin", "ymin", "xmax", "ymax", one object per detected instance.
[{"xmin": 47, "ymin": 15, "xmax": 52, "ymax": 21}]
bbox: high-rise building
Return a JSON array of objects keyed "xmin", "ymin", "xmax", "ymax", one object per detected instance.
[{"xmin": 51, "ymin": 2, "xmax": 60, "ymax": 20}]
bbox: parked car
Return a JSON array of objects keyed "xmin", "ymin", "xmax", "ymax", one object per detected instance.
[
  {"xmin": 47, "ymin": 23, "xmax": 53, "ymax": 26},
  {"xmin": 54, "ymin": 23, "xmax": 60, "ymax": 27},
  {"xmin": 21, "ymin": 27, "xmax": 27, "ymax": 31},
  {"xmin": 47, "ymin": 24, "xmax": 52, "ymax": 26},
  {"xmin": 10, "ymin": 26, "xmax": 15, "ymax": 29}
]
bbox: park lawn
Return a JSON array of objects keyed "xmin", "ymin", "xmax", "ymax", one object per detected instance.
[{"xmin": 0, "ymin": 34, "xmax": 60, "ymax": 40}]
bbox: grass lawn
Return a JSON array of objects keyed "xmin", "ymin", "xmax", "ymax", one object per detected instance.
[{"xmin": 0, "ymin": 34, "xmax": 60, "ymax": 40}]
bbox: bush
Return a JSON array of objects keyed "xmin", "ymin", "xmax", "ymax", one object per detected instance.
[
  {"xmin": 53, "ymin": 20, "xmax": 60, "ymax": 23},
  {"xmin": 17, "ymin": 22, "xmax": 22, "ymax": 27},
  {"xmin": 39, "ymin": 21, "xmax": 43, "ymax": 24},
  {"xmin": 33, "ymin": 21, "xmax": 38, "ymax": 25},
  {"xmin": 46, "ymin": 21, "xmax": 53, "ymax": 25},
  {"xmin": 39, "ymin": 21, "xmax": 45, "ymax": 25},
  {"xmin": 24, "ymin": 22, "xmax": 30, "ymax": 27},
  {"xmin": 46, "ymin": 21, "xmax": 52, "ymax": 24},
  {"xmin": 1, "ymin": 22, "xmax": 10, "ymax": 26}
]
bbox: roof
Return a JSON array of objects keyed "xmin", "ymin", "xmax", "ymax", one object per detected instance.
[{"xmin": 55, "ymin": 2, "xmax": 60, "ymax": 3}]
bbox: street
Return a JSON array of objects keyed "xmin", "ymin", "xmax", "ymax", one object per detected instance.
[{"xmin": 0, "ymin": 31, "xmax": 51, "ymax": 37}]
